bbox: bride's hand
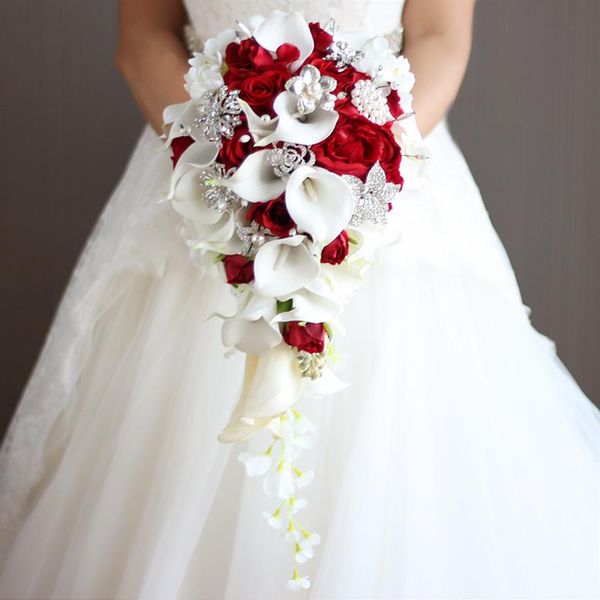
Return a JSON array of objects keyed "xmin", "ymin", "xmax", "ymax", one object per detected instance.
[
  {"xmin": 403, "ymin": 0, "xmax": 477, "ymax": 137},
  {"xmin": 116, "ymin": 0, "xmax": 191, "ymax": 134}
]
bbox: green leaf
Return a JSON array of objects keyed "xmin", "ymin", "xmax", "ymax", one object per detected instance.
[{"xmin": 276, "ymin": 299, "xmax": 294, "ymax": 314}]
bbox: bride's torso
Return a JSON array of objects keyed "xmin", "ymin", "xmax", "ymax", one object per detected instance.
[{"xmin": 183, "ymin": 0, "xmax": 406, "ymax": 40}]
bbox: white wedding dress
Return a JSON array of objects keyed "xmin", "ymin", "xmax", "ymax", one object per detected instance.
[{"xmin": 1, "ymin": 0, "xmax": 599, "ymax": 598}]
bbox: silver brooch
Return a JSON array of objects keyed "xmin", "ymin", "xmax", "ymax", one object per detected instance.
[
  {"xmin": 193, "ymin": 86, "xmax": 242, "ymax": 142},
  {"xmin": 342, "ymin": 162, "xmax": 400, "ymax": 226},
  {"xmin": 350, "ymin": 79, "xmax": 393, "ymax": 125},
  {"xmin": 235, "ymin": 221, "xmax": 273, "ymax": 257},
  {"xmin": 199, "ymin": 162, "xmax": 240, "ymax": 213},
  {"xmin": 285, "ymin": 65, "xmax": 337, "ymax": 115},
  {"xmin": 325, "ymin": 40, "xmax": 364, "ymax": 72},
  {"xmin": 267, "ymin": 143, "xmax": 316, "ymax": 177}
]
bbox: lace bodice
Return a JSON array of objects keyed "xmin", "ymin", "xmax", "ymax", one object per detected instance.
[{"xmin": 183, "ymin": 0, "xmax": 406, "ymax": 41}]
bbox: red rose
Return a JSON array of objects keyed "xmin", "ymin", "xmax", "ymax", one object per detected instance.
[
  {"xmin": 246, "ymin": 196, "xmax": 296, "ymax": 237},
  {"xmin": 308, "ymin": 22, "xmax": 334, "ymax": 54},
  {"xmin": 170, "ymin": 136, "xmax": 194, "ymax": 166},
  {"xmin": 320, "ymin": 230, "xmax": 349, "ymax": 265},
  {"xmin": 224, "ymin": 65, "xmax": 290, "ymax": 116},
  {"xmin": 387, "ymin": 88, "xmax": 404, "ymax": 119},
  {"xmin": 225, "ymin": 39, "xmax": 274, "ymax": 71},
  {"xmin": 283, "ymin": 322, "xmax": 327, "ymax": 354},
  {"xmin": 276, "ymin": 43, "xmax": 301, "ymax": 65},
  {"xmin": 312, "ymin": 113, "xmax": 403, "ymax": 185},
  {"xmin": 222, "ymin": 254, "xmax": 254, "ymax": 284},
  {"xmin": 218, "ymin": 120, "xmax": 256, "ymax": 170}
]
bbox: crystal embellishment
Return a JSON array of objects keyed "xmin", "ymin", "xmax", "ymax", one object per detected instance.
[
  {"xmin": 342, "ymin": 162, "xmax": 400, "ymax": 226},
  {"xmin": 193, "ymin": 86, "xmax": 242, "ymax": 142},
  {"xmin": 350, "ymin": 79, "xmax": 393, "ymax": 125},
  {"xmin": 325, "ymin": 40, "xmax": 364, "ymax": 72},
  {"xmin": 285, "ymin": 65, "xmax": 337, "ymax": 115},
  {"xmin": 199, "ymin": 162, "xmax": 241, "ymax": 213},
  {"xmin": 268, "ymin": 144, "xmax": 316, "ymax": 177},
  {"xmin": 235, "ymin": 221, "xmax": 272, "ymax": 257}
]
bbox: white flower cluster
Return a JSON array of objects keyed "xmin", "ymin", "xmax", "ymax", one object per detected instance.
[{"xmin": 238, "ymin": 409, "xmax": 320, "ymax": 590}]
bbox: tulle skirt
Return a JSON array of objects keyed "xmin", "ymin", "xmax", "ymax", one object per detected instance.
[{"xmin": 0, "ymin": 121, "xmax": 599, "ymax": 599}]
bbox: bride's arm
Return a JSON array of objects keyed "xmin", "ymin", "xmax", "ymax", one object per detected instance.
[
  {"xmin": 116, "ymin": 0, "xmax": 190, "ymax": 133},
  {"xmin": 402, "ymin": 0, "xmax": 477, "ymax": 136}
]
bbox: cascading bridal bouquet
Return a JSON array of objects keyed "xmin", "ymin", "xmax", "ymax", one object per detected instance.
[{"xmin": 163, "ymin": 10, "xmax": 426, "ymax": 591}]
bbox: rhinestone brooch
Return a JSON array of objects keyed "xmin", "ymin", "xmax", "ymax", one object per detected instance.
[
  {"xmin": 285, "ymin": 65, "xmax": 337, "ymax": 115},
  {"xmin": 198, "ymin": 162, "xmax": 241, "ymax": 213},
  {"xmin": 325, "ymin": 40, "xmax": 364, "ymax": 72},
  {"xmin": 193, "ymin": 86, "xmax": 242, "ymax": 142},
  {"xmin": 342, "ymin": 162, "xmax": 401, "ymax": 226},
  {"xmin": 268, "ymin": 143, "xmax": 316, "ymax": 177}
]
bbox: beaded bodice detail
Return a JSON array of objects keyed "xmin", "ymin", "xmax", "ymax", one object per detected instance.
[{"xmin": 183, "ymin": 0, "xmax": 406, "ymax": 44}]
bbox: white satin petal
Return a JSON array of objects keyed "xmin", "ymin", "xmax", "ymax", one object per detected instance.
[
  {"xmin": 218, "ymin": 343, "xmax": 304, "ymax": 442},
  {"xmin": 256, "ymin": 92, "xmax": 339, "ymax": 147},
  {"xmin": 253, "ymin": 11, "xmax": 314, "ymax": 72},
  {"xmin": 171, "ymin": 169, "xmax": 222, "ymax": 225},
  {"xmin": 253, "ymin": 236, "xmax": 320, "ymax": 297},
  {"xmin": 223, "ymin": 150, "xmax": 286, "ymax": 202},
  {"xmin": 285, "ymin": 166, "xmax": 354, "ymax": 245},
  {"xmin": 221, "ymin": 315, "xmax": 282, "ymax": 355}
]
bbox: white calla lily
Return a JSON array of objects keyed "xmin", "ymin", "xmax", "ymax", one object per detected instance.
[
  {"xmin": 218, "ymin": 343, "xmax": 304, "ymax": 442},
  {"xmin": 238, "ymin": 98, "xmax": 279, "ymax": 145},
  {"xmin": 190, "ymin": 210, "xmax": 236, "ymax": 245},
  {"xmin": 273, "ymin": 279, "xmax": 341, "ymax": 324},
  {"xmin": 254, "ymin": 11, "xmax": 314, "ymax": 72},
  {"xmin": 168, "ymin": 140, "xmax": 220, "ymax": 198},
  {"xmin": 254, "ymin": 236, "xmax": 320, "ymax": 297},
  {"xmin": 222, "ymin": 150, "xmax": 286, "ymax": 202},
  {"xmin": 256, "ymin": 92, "xmax": 339, "ymax": 147},
  {"xmin": 220, "ymin": 291, "xmax": 281, "ymax": 354},
  {"xmin": 221, "ymin": 315, "xmax": 281, "ymax": 354},
  {"xmin": 163, "ymin": 100, "xmax": 197, "ymax": 145},
  {"xmin": 171, "ymin": 169, "xmax": 224, "ymax": 225},
  {"xmin": 285, "ymin": 166, "xmax": 354, "ymax": 245}
]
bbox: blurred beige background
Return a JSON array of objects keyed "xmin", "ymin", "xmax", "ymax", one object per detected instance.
[{"xmin": 1, "ymin": 0, "xmax": 599, "ymax": 436}]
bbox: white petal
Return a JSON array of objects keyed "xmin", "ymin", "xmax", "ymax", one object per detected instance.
[
  {"xmin": 254, "ymin": 11, "xmax": 314, "ymax": 72},
  {"xmin": 273, "ymin": 281, "xmax": 341, "ymax": 324},
  {"xmin": 285, "ymin": 166, "xmax": 354, "ymax": 244},
  {"xmin": 223, "ymin": 150, "xmax": 286, "ymax": 202},
  {"xmin": 238, "ymin": 451, "xmax": 273, "ymax": 476},
  {"xmin": 172, "ymin": 170, "xmax": 222, "ymax": 225},
  {"xmin": 238, "ymin": 98, "xmax": 279, "ymax": 143},
  {"xmin": 254, "ymin": 236, "xmax": 320, "ymax": 297},
  {"xmin": 295, "ymin": 470, "xmax": 314, "ymax": 488},
  {"xmin": 304, "ymin": 366, "xmax": 349, "ymax": 396},
  {"xmin": 264, "ymin": 467, "xmax": 296, "ymax": 499},
  {"xmin": 257, "ymin": 92, "xmax": 339, "ymax": 147},
  {"xmin": 221, "ymin": 316, "xmax": 282, "ymax": 354},
  {"xmin": 284, "ymin": 529, "xmax": 301, "ymax": 544},
  {"xmin": 218, "ymin": 344, "xmax": 304, "ymax": 442},
  {"xmin": 190, "ymin": 209, "xmax": 236, "ymax": 245},
  {"xmin": 168, "ymin": 141, "xmax": 220, "ymax": 199}
]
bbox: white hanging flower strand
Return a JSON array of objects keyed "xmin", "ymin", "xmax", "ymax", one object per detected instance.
[{"xmin": 238, "ymin": 409, "xmax": 320, "ymax": 590}]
